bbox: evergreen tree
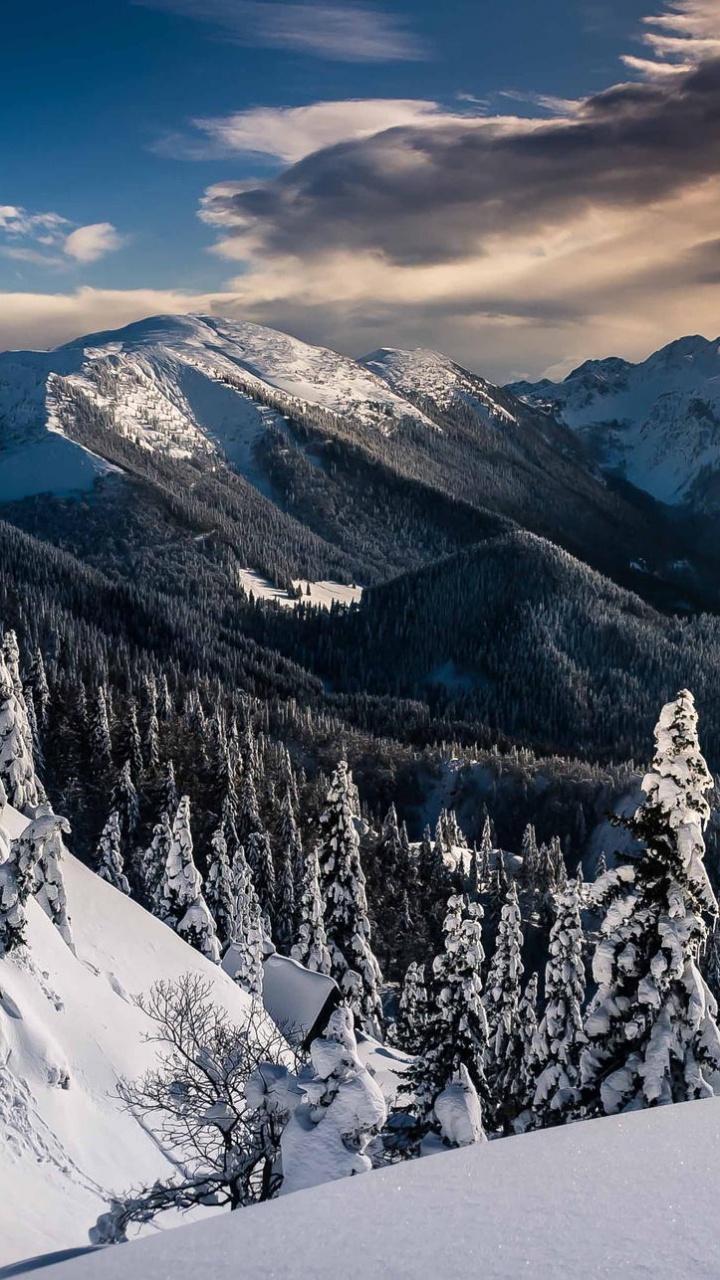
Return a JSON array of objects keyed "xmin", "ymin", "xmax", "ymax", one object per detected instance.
[
  {"xmin": 393, "ymin": 960, "xmax": 428, "ymax": 1054},
  {"xmin": 484, "ymin": 882, "xmax": 525, "ymax": 1130},
  {"xmin": 0, "ymin": 647, "xmax": 44, "ymax": 812},
  {"xmin": 246, "ymin": 829, "xmax": 276, "ymax": 937},
  {"xmin": 532, "ymin": 879, "xmax": 586, "ymax": 1126},
  {"xmin": 32, "ymin": 805, "xmax": 73, "ymax": 947},
  {"xmin": 318, "ymin": 761, "xmax": 383, "ymax": 1032},
  {"xmin": 226, "ymin": 843, "xmax": 265, "ymax": 998},
  {"xmin": 140, "ymin": 815, "xmax": 172, "ymax": 912},
  {"xmin": 277, "ymin": 783, "xmax": 304, "ymax": 918},
  {"xmin": 581, "ymin": 691, "xmax": 720, "ymax": 1114},
  {"xmin": 0, "ymin": 809, "xmax": 70, "ymax": 954},
  {"xmin": 160, "ymin": 796, "xmax": 220, "ymax": 963},
  {"xmin": 95, "ymin": 810, "xmax": 131, "ymax": 895},
  {"xmin": 274, "ymin": 840, "xmax": 295, "ymax": 955},
  {"xmin": 520, "ymin": 824, "xmax": 540, "ymax": 891},
  {"xmin": 516, "ymin": 972, "xmax": 540, "ymax": 1121},
  {"xmin": 205, "ymin": 823, "xmax": 236, "ymax": 953},
  {"xmin": 88, "ymin": 685, "xmax": 113, "ymax": 777},
  {"xmin": 408, "ymin": 894, "xmax": 488, "ymax": 1136},
  {"xmin": 291, "ymin": 841, "xmax": 332, "ymax": 975}
]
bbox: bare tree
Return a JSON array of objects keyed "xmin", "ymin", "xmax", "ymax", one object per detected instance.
[{"xmin": 92, "ymin": 974, "xmax": 297, "ymax": 1243}]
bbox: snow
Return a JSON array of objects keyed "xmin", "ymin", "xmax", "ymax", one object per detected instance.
[
  {"xmin": 511, "ymin": 334, "xmax": 720, "ymax": 507},
  {"xmin": 0, "ymin": 805, "xmax": 262, "ymax": 1269},
  {"xmin": 238, "ymin": 569, "xmax": 362, "ymax": 610},
  {"xmin": 39, "ymin": 1096, "xmax": 720, "ymax": 1279},
  {"xmin": 0, "ymin": 435, "xmax": 113, "ymax": 503},
  {"xmin": 363, "ymin": 346, "xmax": 517, "ymax": 425}
]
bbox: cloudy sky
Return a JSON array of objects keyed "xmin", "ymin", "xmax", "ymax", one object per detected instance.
[{"xmin": 2, "ymin": 0, "xmax": 719, "ymax": 378}]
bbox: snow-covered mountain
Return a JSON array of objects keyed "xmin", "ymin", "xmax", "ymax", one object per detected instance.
[
  {"xmin": 37, "ymin": 1094, "xmax": 720, "ymax": 1280},
  {"xmin": 0, "ymin": 801, "xmax": 260, "ymax": 1269},
  {"xmin": 509, "ymin": 335, "xmax": 720, "ymax": 509},
  {"xmin": 0, "ymin": 315, "xmax": 436, "ymax": 504}
]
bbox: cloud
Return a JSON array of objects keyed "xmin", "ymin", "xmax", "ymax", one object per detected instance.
[
  {"xmin": 63, "ymin": 223, "xmax": 125, "ymax": 263},
  {"xmin": 623, "ymin": 0, "xmax": 720, "ymax": 74},
  {"xmin": 135, "ymin": 0, "xmax": 426, "ymax": 62},
  {"xmin": 177, "ymin": 2, "xmax": 720, "ymax": 378},
  {"xmin": 0, "ymin": 287, "xmax": 238, "ymax": 352},
  {"xmin": 0, "ymin": 206, "xmax": 125, "ymax": 269},
  {"xmin": 156, "ymin": 99, "xmax": 476, "ymax": 164}
]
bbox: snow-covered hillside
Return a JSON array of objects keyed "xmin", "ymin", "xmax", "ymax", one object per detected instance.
[
  {"xmin": 0, "ymin": 804, "xmax": 259, "ymax": 1269},
  {"xmin": 363, "ymin": 346, "xmax": 518, "ymax": 426},
  {"xmin": 510, "ymin": 334, "xmax": 720, "ymax": 508},
  {"xmin": 39, "ymin": 1096, "xmax": 720, "ymax": 1280},
  {"xmin": 0, "ymin": 315, "xmax": 439, "ymax": 505}
]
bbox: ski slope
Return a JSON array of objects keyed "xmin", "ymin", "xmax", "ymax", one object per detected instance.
[
  {"xmin": 0, "ymin": 805, "xmax": 259, "ymax": 1269},
  {"xmin": 39, "ymin": 1095, "xmax": 720, "ymax": 1280}
]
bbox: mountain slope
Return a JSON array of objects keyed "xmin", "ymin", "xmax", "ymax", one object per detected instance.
[
  {"xmin": 1, "ymin": 315, "xmax": 714, "ymax": 612},
  {"xmin": 509, "ymin": 334, "xmax": 720, "ymax": 510},
  {"xmin": 39, "ymin": 1096, "xmax": 720, "ymax": 1280},
  {"xmin": 0, "ymin": 803, "xmax": 260, "ymax": 1269}
]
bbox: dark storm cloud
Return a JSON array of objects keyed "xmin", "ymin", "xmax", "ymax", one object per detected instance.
[{"xmin": 201, "ymin": 57, "xmax": 720, "ymax": 266}]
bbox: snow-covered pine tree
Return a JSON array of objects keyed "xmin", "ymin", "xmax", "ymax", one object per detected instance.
[
  {"xmin": 317, "ymin": 762, "xmax": 383, "ymax": 1033},
  {"xmin": 139, "ymin": 814, "xmax": 172, "ymax": 912},
  {"xmin": 274, "ymin": 841, "xmax": 295, "ymax": 955},
  {"xmin": 595, "ymin": 852, "xmax": 607, "ymax": 880},
  {"xmin": 408, "ymin": 894, "xmax": 488, "ymax": 1137},
  {"xmin": 393, "ymin": 960, "xmax": 428, "ymax": 1054},
  {"xmin": 516, "ymin": 972, "xmax": 540, "ymax": 1123},
  {"xmin": 581, "ymin": 690, "xmax": 720, "ymax": 1114},
  {"xmin": 0, "ymin": 646, "xmax": 44, "ymax": 811},
  {"xmin": 483, "ymin": 881, "xmax": 525, "ymax": 1130},
  {"xmin": 32, "ymin": 804, "xmax": 74, "ymax": 947},
  {"xmin": 291, "ymin": 840, "xmax": 332, "ymax": 975},
  {"xmin": 226, "ymin": 843, "xmax": 265, "ymax": 998},
  {"xmin": 95, "ymin": 809, "xmax": 131, "ymax": 895},
  {"xmin": 532, "ymin": 878, "xmax": 586, "ymax": 1126},
  {"xmin": 88, "ymin": 685, "xmax": 113, "ymax": 777},
  {"xmin": 246, "ymin": 829, "xmax": 276, "ymax": 937},
  {"xmin": 160, "ymin": 796, "xmax": 220, "ymax": 963},
  {"xmin": 205, "ymin": 822, "xmax": 236, "ymax": 953},
  {"xmin": 0, "ymin": 808, "xmax": 71, "ymax": 953},
  {"xmin": 112, "ymin": 760, "xmax": 139, "ymax": 840},
  {"xmin": 520, "ymin": 824, "xmax": 540, "ymax": 891},
  {"xmin": 277, "ymin": 782, "xmax": 304, "ymax": 920}
]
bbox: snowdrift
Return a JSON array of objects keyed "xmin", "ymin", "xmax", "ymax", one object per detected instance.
[
  {"xmin": 40, "ymin": 1094, "xmax": 720, "ymax": 1280},
  {"xmin": 0, "ymin": 806, "xmax": 258, "ymax": 1268}
]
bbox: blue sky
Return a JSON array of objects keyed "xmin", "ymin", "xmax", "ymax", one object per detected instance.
[{"xmin": 2, "ymin": 0, "xmax": 719, "ymax": 377}]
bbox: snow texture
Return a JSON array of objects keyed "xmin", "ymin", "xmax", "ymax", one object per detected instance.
[{"xmin": 38, "ymin": 1095, "xmax": 720, "ymax": 1280}]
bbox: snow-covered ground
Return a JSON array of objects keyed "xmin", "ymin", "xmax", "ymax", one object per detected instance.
[
  {"xmin": 0, "ymin": 805, "xmax": 261, "ymax": 1269},
  {"xmin": 363, "ymin": 346, "xmax": 517, "ymax": 426},
  {"xmin": 237, "ymin": 569, "xmax": 362, "ymax": 610},
  {"xmin": 37, "ymin": 1095, "xmax": 720, "ymax": 1280}
]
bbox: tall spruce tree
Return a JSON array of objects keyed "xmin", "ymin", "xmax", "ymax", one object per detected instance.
[
  {"xmin": 394, "ymin": 960, "xmax": 428, "ymax": 1055},
  {"xmin": 291, "ymin": 840, "xmax": 332, "ymax": 975},
  {"xmin": 317, "ymin": 761, "xmax": 383, "ymax": 1033},
  {"xmin": 581, "ymin": 690, "xmax": 720, "ymax": 1114},
  {"xmin": 532, "ymin": 878, "xmax": 586, "ymax": 1126},
  {"xmin": 160, "ymin": 796, "xmax": 220, "ymax": 963},
  {"xmin": 484, "ymin": 882, "xmax": 525, "ymax": 1130},
  {"xmin": 408, "ymin": 894, "xmax": 488, "ymax": 1137},
  {"xmin": 95, "ymin": 810, "xmax": 131, "ymax": 895},
  {"xmin": 0, "ymin": 646, "xmax": 44, "ymax": 812}
]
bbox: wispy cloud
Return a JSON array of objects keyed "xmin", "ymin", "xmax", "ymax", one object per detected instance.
[
  {"xmin": 623, "ymin": 0, "xmax": 720, "ymax": 75},
  {"xmin": 0, "ymin": 205, "xmax": 126, "ymax": 269},
  {"xmin": 156, "ymin": 99, "xmax": 486, "ymax": 163},
  {"xmin": 134, "ymin": 0, "xmax": 427, "ymax": 62}
]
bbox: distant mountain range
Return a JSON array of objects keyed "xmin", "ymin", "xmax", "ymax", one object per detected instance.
[{"xmin": 509, "ymin": 335, "xmax": 720, "ymax": 511}]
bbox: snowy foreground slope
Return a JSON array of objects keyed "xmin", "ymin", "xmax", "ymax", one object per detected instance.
[
  {"xmin": 0, "ymin": 806, "xmax": 258, "ymax": 1268},
  {"xmin": 41, "ymin": 1096, "xmax": 720, "ymax": 1280}
]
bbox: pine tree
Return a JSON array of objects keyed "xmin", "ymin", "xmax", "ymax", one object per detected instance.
[
  {"xmin": 112, "ymin": 761, "xmax": 139, "ymax": 841},
  {"xmin": 277, "ymin": 783, "xmax": 304, "ymax": 920},
  {"xmin": 317, "ymin": 762, "xmax": 383, "ymax": 1032},
  {"xmin": 291, "ymin": 841, "xmax": 332, "ymax": 975},
  {"xmin": 225, "ymin": 843, "xmax": 265, "ymax": 998},
  {"xmin": 520, "ymin": 824, "xmax": 540, "ymax": 891},
  {"xmin": 532, "ymin": 879, "xmax": 586, "ymax": 1126},
  {"xmin": 0, "ymin": 809, "xmax": 71, "ymax": 954},
  {"xmin": 581, "ymin": 690, "xmax": 720, "ymax": 1114},
  {"xmin": 516, "ymin": 972, "xmax": 540, "ymax": 1121},
  {"xmin": 393, "ymin": 960, "xmax": 428, "ymax": 1054},
  {"xmin": 0, "ymin": 647, "xmax": 44, "ymax": 812},
  {"xmin": 32, "ymin": 805, "xmax": 73, "ymax": 947},
  {"xmin": 484, "ymin": 882, "xmax": 525, "ymax": 1131},
  {"xmin": 408, "ymin": 894, "xmax": 488, "ymax": 1137},
  {"xmin": 160, "ymin": 796, "xmax": 220, "ymax": 963},
  {"xmin": 246, "ymin": 830, "xmax": 276, "ymax": 936},
  {"xmin": 140, "ymin": 815, "xmax": 172, "ymax": 912},
  {"xmin": 274, "ymin": 841, "xmax": 295, "ymax": 955},
  {"xmin": 88, "ymin": 685, "xmax": 113, "ymax": 777},
  {"xmin": 205, "ymin": 823, "xmax": 236, "ymax": 953},
  {"xmin": 95, "ymin": 810, "xmax": 131, "ymax": 895}
]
